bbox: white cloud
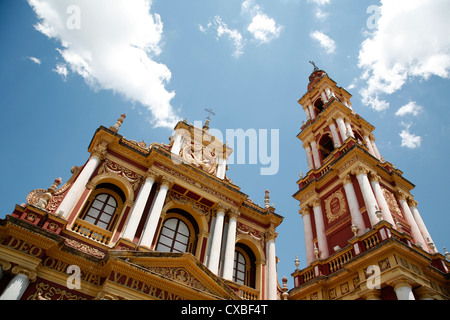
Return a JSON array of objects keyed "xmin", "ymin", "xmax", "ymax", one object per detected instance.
[
  {"xmin": 308, "ymin": 0, "xmax": 331, "ymax": 5},
  {"xmin": 201, "ymin": 0, "xmax": 282, "ymax": 57},
  {"xmin": 241, "ymin": 0, "xmax": 259, "ymax": 14},
  {"xmin": 399, "ymin": 129, "xmax": 422, "ymax": 149},
  {"xmin": 199, "ymin": 17, "xmax": 245, "ymax": 58},
  {"xmin": 53, "ymin": 63, "xmax": 68, "ymax": 80},
  {"xmin": 247, "ymin": 13, "xmax": 282, "ymax": 44},
  {"xmin": 395, "ymin": 101, "xmax": 424, "ymax": 117},
  {"xmin": 310, "ymin": 31, "xmax": 336, "ymax": 54},
  {"xmin": 358, "ymin": 0, "xmax": 450, "ymax": 112},
  {"xmin": 307, "ymin": 0, "xmax": 331, "ymax": 20},
  {"xmin": 28, "ymin": 0, "xmax": 179, "ymax": 128},
  {"xmin": 315, "ymin": 8, "xmax": 328, "ymax": 20},
  {"xmin": 28, "ymin": 56, "xmax": 41, "ymax": 65}
]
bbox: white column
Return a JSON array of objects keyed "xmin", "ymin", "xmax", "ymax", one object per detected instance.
[
  {"xmin": 325, "ymin": 88, "xmax": 334, "ymax": 100},
  {"xmin": 329, "ymin": 122, "xmax": 342, "ymax": 147},
  {"xmin": 336, "ymin": 117, "xmax": 348, "ymax": 143},
  {"xmin": 312, "ymin": 199, "xmax": 329, "ymax": 259},
  {"xmin": 342, "ymin": 175, "xmax": 366, "ymax": 235},
  {"xmin": 222, "ymin": 211, "xmax": 238, "ymax": 280},
  {"xmin": 171, "ymin": 134, "xmax": 184, "ymax": 155},
  {"xmin": 301, "ymin": 207, "xmax": 315, "ymax": 265},
  {"xmin": 0, "ymin": 271, "xmax": 31, "ymax": 300},
  {"xmin": 310, "ymin": 141, "xmax": 321, "ymax": 169},
  {"xmin": 304, "ymin": 144, "xmax": 314, "ymax": 170},
  {"xmin": 204, "ymin": 216, "xmax": 217, "ymax": 267},
  {"xmin": 58, "ymin": 154, "xmax": 102, "ymax": 219},
  {"xmin": 345, "ymin": 121, "xmax": 355, "ymax": 138},
  {"xmin": 303, "ymin": 107, "xmax": 311, "ymax": 121},
  {"xmin": 393, "ymin": 281, "xmax": 415, "ymax": 300},
  {"xmin": 398, "ymin": 193, "xmax": 427, "ymax": 250},
  {"xmin": 408, "ymin": 199, "xmax": 436, "ymax": 252},
  {"xmin": 347, "ymin": 100, "xmax": 353, "ymax": 110},
  {"xmin": 321, "ymin": 91, "xmax": 328, "ymax": 103},
  {"xmin": 363, "ymin": 135, "xmax": 376, "ymax": 157},
  {"xmin": 217, "ymin": 157, "xmax": 227, "ymax": 179},
  {"xmin": 370, "ymin": 137, "xmax": 382, "ymax": 160},
  {"xmin": 140, "ymin": 178, "xmax": 171, "ymax": 248},
  {"xmin": 354, "ymin": 166, "xmax": 379, "ymax": 227},
  {"xmin": 369, "ymin": 175, "xmax": 395, "ymax": 226},
  {"xmin": 122, "ymin": 172, "xmax": 156, "ymax": 241},
  {"xmin": 308, "ymin": 105, "xmax": 315, "ymax": 120},
  {"xmin": 208, "ymin": 206, "xmax": 226, "ymax": 275},
  {"xmin": 266, "ymin": 231, "xmax": 277, "ymax": 300}
]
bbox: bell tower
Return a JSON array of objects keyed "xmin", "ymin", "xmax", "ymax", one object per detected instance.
[{"xmin": 289, "ymin": 65, "xmax": 449, "ymax": 300}]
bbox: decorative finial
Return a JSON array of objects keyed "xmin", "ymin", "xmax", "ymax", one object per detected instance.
[
  {"xmin": 375, "ymin": 205, "xmax": 383, "ymax": 221},
  {"xmin": 295, "ymin": 255, "xmax": 300, "ymax": 270},
  {"xmin": 427, "ymin": 238, "xmax": 435, "ymax": 252},
  {"xmin": 444, "ymin": 247, "xmax": 450, "ymax": 260},
  {"xmin": 203, "ymin": 117, "xmax": 210, "ymax": 131},
  {"xmin": 36, "ymin": 178, "xmax": 62, "ymax": 210},
  {"xmin": 264, "ymin": 189, "xmax": 270, "ymax": 209},
  {"xmin": 299, "ymin": 171, "xmax": 303, "ymax": 179},
  {"xmin": 394, "ymin": 217, "xmax": 403, "ymax": 233},
  {"xmin": 313, "ymin": 242, "xmax": 320, "ymax": 259},
  {"xmin": 281, "ymin": 276, "xmax": 289, "ymax": 300},
  {"xmin": 309, "ymin": 60, "xmax": 319, "ymax": 71},
  {"xmin": 110, "ymin": 113, "xmax": 126, "ymax": 133},
  {"xmin": 204, "ymin": 108, "xmax": 215, "ymax": 131},
  {"xmin": 351, "ymin": 220, "xmax": 358, "ymax": 237}
]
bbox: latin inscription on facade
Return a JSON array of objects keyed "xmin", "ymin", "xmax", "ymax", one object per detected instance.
[{"xmin": 324, "ymin": 189, "xmax": 348, "ymax": 223}]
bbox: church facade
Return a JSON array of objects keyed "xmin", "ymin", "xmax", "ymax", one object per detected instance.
[
  {"xmin": 0, "ymin": 67, "xmax": 448, "ymax": 301},
  {"xmin": 0, "ymin": 115, "xmax": 283, "ymax": 300},
  {"xmin": 289, "ymin": 67, "xmax": 450, "ymax": 300}
]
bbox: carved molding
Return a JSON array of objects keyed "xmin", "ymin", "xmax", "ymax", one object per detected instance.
[
  {"xmin": 26, "ymin": 282, "xmax": 87, "ymax": 300},
  {"xmin": 324, "ymin": 189, "xmax": 349, "ymax": 223},
  {"xmin": 153, "ymin": 162, "xmax": 239, "ymax": 208},
  {"xmin": 180, "ymin": 139, "xmax": 219, "ymax": 176},
  {"xmin": 98, "ymin": 158, "xmax": 143, "ymax": 191},
  {"xmin": 168, "ymin": 190, "xmax": 211, "ymax": 216},
  {"xmin": 382, "ymin": 187, "xmax": 403, "ymax": 218}
]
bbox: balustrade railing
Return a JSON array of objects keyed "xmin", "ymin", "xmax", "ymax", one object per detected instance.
[
  {"xmin": 71, "ymin": 218, "xmax": 112, "ymax": 245},
  {"xmin": 363, "ymin": 232, "xmax": 380, "ymax": 250},
  {"xmin": 293, "ymin": 223, "xmax": 398, "ymax": 287},
  {"xmin": 224, "ymin": 280, "xmax": 259, "ymax": 300},
  {"xmin": 328, "ymin": 248, "xmax": 353, "ymax": 274}
]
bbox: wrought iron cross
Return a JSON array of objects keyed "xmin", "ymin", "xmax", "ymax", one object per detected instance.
[
  {"xmin": 205, "ymin": 108, "xmax": 215, "ymax": 119},
  {"xmin": 309, "ymin": 60, "xmax": 319, "ymax": 71}
]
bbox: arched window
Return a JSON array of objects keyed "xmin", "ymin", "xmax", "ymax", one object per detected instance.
[
  {"xmin": 79, "ymin": 183, "xmax": 126, "ymax": 232},
  {"xmin": 83, "ymin": 193, "xmax": 118, "ymax": 230},
  {"xmin": 156, "ymin": 218, "xmax": 190, "ymax": 253},
  {"xmin": 314, "ymin": 98, "xmax": 324, "ymax": 115},
  {"xmin": 233, "ymin": 251, "xmax": 247, "ymax": 285},
  {"xmin": 318, "ymin": 134, "xmax": 335, "ymax": 161},
  {"xmin": 232, "ymin": 244, "xmax": 256, "ymax": 288}
]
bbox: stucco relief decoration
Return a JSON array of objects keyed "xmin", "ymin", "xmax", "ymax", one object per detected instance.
[
  {"xmin": 154, "ymin": 162, "xmax": 239, "ymax": 207},
  {"xmin": 237, "ymin": 222, "xmax": 263, "ymax": 243},
  {"xmin": 147, "ymin": 267, "xmax": 211, "ymax": 294},
  {"xmin": 64, "ymin": 238, "xmax": 106, "ymax": 259},
  {"xmin": 324, "ymin": 189, "xmax": 348, "ymax": 223},
  {"xmin": 180, "ymin": 140, "xmax": 218, "ymax": 175},
  {"xmin": 27, "ymin": 282, "xmax": 87, "ymax": 300},
  {"xmin": 168, "ymin": 190, "xmax": 211, "ymax": 215},
  {"xmin": 27, "ymin": 167, "xmax": 81, "ymax": 213},
  {"xmin": 98, "ymin": 159, "xmax": 142, "ymax": 190},
  {"xmin": 381, "ymin": 187, "xmax": 403, "ymax": 217}
]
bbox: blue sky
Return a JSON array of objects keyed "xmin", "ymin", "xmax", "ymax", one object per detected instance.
[{"xmin": 1, "ymin": 0, "xmax": 450, "ymax": 289}]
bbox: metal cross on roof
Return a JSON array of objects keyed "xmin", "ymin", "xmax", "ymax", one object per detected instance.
[
  {"xmin": 205, "ymin": 108, "xmax": 215, "ymax": 119},
  {"xmin": 309, "ymin": 60, "xmax": 319, "ymax": 71}
]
